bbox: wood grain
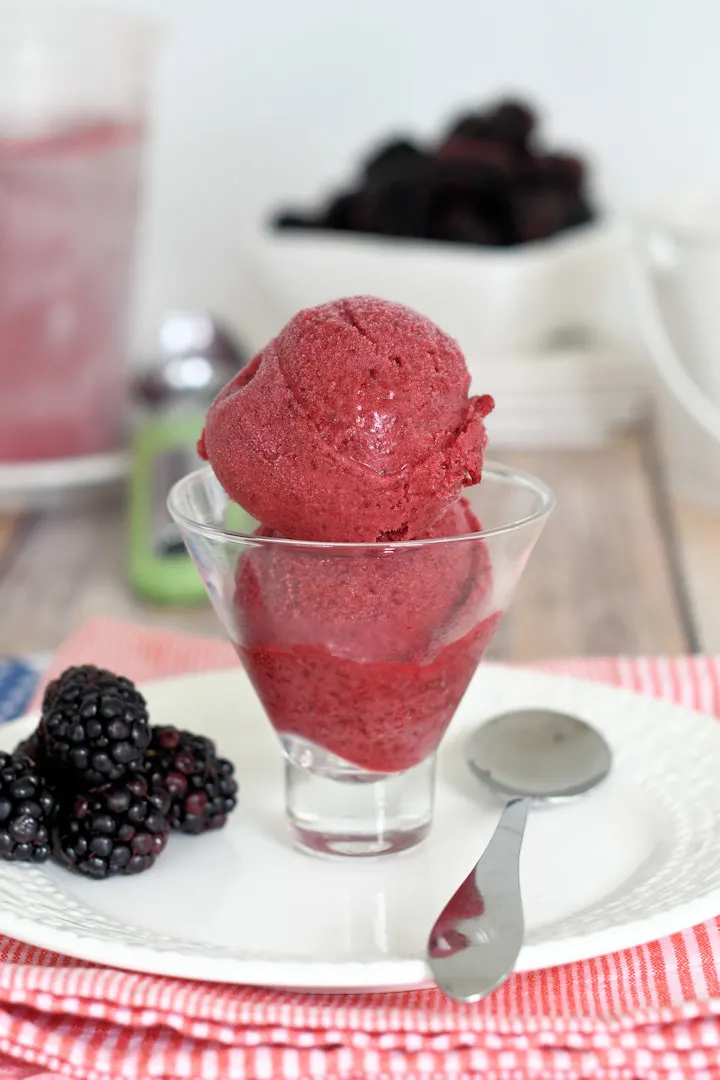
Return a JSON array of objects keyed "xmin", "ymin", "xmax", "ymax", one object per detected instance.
[
  {"xmin": 673, "ymin": 498, "xmax": 720, "ymax": 654},
  {"xmin": 489, "ymin": 433, "xmax": 692, "ymax": 660},
  {"xmin": 0, "ymin": 429, "xmax": 712, "ymax": 661},
  {"xmin": 0, "ymin": 503, "xmax": 220, "ymax": 656},
  {"xmin": 0, "ymin": 515, "xmax": 21, "ymax": 574}
]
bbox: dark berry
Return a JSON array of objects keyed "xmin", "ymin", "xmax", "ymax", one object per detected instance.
[
  {"xmin": 445, "ymin": 112, "xmax": 498, "ymax": 143},
  {"xmin": 488, "ymin": 99, "xmax": 536, "ymax": 148},
  {"xmin": 110, "ymin": 846, "xmax": 130, "ymax": 869},
  {"xmin": 510, "ymin": 187, "xmax": 576, "ymax": 243},
  {"xmin": 349, "ymin": 138, "xmax": 432, "ymax": 238},
  {"xmin": 321, "ymin": 192, "xmax": 366, "ymax": 232},
  {"xmin": 0, "ymin": 752, "xmax": 55, "ymax": 862},
  {"xmin": 56, "ymin": 774, "xmax": 170, "ymax": 880},
  {"xmin": 270, "ymin": 95, "xmax": 590, "ymax": 247},
  {"xmin": 132, "ymin": 833, "xmax": 152, "ymax": 855},
  {"xmin": 41, "ymin": 666, "xmax": 151, "ymax": 789},
  {"xmin": 430, "ymin": 199, "xmax": 513, "ymax": 247},
  {"xmin": 368, "ymin": 179, "xmax": 432, "ymax": 237},
  {"xmin": 163, "ymin": 772, "xmax": 187, "ymax": 798},
  {"xmin": 14, "ymin": 730, "xmax": 44, "ymax": 763},
  {"xmin": 155, "ymin": 728, "xmax": 180, "ymax": 751},
  {"xmin": 565, "ymin": 191, "xmax": 594, "ymax": 229},
  {"xmin": 363, "ymin": 139, "xmax": 424, "ymax": 185},
  {"xmin": 90, "ymin": 836, "xmax": 113, "ymax": 857},
  {"xmin": 435, "ymin": 135, "xmax": 514, "ymax": 174},
  {"xmin": 186, "ymin": 792, "xmax": 207, "ymax": 815},
  {"xmin": 144, "ymin": 726, "xmax": 238, "ymax": 835},
  {"xmin": 272, "ymin": 211, "xmax": 318, "ymax": 230},
  {"xmin": 12, "ymin": 728, "xmax": 59, "ymax": 788},
  {"xmin": 106, "ymin": 789, "xmax": 131, "ymax": 814},
  {"xmin": 537, "ymin": 153, "xmax": 585, "ymax": 189}
]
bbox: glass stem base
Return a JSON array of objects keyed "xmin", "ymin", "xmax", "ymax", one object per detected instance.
[{"xmin": 283, "ymin": 744, "xmax": 436, "ymax": 858}]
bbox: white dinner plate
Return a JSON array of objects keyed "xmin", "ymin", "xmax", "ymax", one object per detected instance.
[
  {"xmin": 0, "ymin": 664, "xmax": 719, "ymax": 991},
  {"xmin": 0, "ymin": 450, "xmax": 129, "ymax": 510}
]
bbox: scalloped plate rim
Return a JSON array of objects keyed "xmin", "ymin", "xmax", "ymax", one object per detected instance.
[{"xmin": 0, "ymin": 664, "xmax": 717, "ymax": 991}]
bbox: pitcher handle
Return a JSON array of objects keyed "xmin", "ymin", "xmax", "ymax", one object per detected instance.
[{"xmin": 633, "ymin": 225, "xmax": 720, "ymax": 440}]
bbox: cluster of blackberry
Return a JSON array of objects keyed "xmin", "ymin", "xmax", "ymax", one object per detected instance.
[
  {"xmin": 2, "ymin": 666, "xmax": 238, "ymax": 880},
  {"xmin": 275, "ymin": 97, "xmax": 594, "ymax": 247}
]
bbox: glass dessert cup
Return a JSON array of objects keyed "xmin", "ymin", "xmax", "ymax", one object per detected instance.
[{"xmin": 169, "ymin": 464, "xmax": 554, "ymax": 858}]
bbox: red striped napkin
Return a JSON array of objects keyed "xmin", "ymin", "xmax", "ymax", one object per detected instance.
[{"xmin": 0, "ymin": 617, "xmax": 716, "ymax": 1080}]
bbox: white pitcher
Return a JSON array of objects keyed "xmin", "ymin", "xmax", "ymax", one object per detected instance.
[{"xmin": 636, "ymin": 195, "xmax": 720, "ymax": 510}]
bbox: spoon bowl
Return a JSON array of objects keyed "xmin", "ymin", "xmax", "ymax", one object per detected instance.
[{"xmin": 468, "ymin": 709, "xmax": 612, "ymax": 802}]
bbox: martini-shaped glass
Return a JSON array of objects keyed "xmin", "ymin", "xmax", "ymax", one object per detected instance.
[{"xmin": 169, "ymin": 463, "xmax": 553, "ymax": 857}]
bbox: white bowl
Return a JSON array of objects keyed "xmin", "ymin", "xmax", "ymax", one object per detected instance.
[{"xmin": 248, "ymin": 219, "xmax": 640, "ymax": 371}]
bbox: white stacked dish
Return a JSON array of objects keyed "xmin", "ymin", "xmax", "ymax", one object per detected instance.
[
  {"xmin": 248, "ymin": 219, "xmax": 650, "ymax": 450},
  {"xmin": 476, "ymin": 346, "xmax": 650, "ymax": 450}
]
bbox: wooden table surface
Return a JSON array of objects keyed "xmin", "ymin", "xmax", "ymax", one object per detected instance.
[{"xmin": 0, "ymin": 426, "xmax": 717, "ymax": 662}]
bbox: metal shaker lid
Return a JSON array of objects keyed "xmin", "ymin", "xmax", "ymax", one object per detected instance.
[{"xmin": 134, "ymin": 311, "xmax": 250, "ymax": 405}]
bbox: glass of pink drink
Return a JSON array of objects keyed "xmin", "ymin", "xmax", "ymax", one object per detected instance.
[
  {"xmin": 169, "ymin": 463, "xmax": 553, "ymax": 858},
  {"xmin": 0, "ymin": 5, "xmax": 158, "ymax": 463}
]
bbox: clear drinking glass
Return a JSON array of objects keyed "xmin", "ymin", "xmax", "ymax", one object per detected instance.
[
  {"xmin": 169, "ymin": 464, "xmax": 553, "ymax": 857},
  {"xmin": 0, "ymin": 3, "xmax": 158, "ymax": 462}
]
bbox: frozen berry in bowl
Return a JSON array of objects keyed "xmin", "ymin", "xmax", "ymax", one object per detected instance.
[
  {"xmin": 56, "ymin": 774, "xmax": 170, "ymax": 879},
  {"xmin": 322, "ymin": 192, "xmax": 364, "ymax": 232},
  {"xmin": 272, "ymin": 211, "xmax": 318, "ymax": 230},
  {"xmin": 41, "ymin": 666, "xmax": 151, "ymax": 789},
  {"xmin": 0, "ymin": 751, "xmax": 56, "ymax": 863},
  {"xmin": 538, "ymin": 153, "xmax": 585, "ymax": 189},
  {"xmin": 273, "ymin": 94, "xmax": 595, "ymax": 246},
  {"xmin": 488, "ymin": 99, "xmax": 536, "ymax": 148},
  {"xmin": 362, "ymin": 139, "xmax": 426, "ymax": 188},
  {"xmin": 445, "ymin": 113, "xmax": 498, "ymax": 144},
  {"xmin": 144, "ymin": 726, "xmax": 238, "ymax": 835}
]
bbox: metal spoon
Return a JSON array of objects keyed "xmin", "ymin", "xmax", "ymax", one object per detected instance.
[{"xmin": 427, "ymin": 709, "xmax": 612, "ymax": 1003}]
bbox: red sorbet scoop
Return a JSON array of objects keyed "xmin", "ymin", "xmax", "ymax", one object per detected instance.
[
  {"xmin": 199, "ymin": 296, "xmax": 494, "ymax": 542},
  {"xmin": 235, "ymin": 497, "xmax": 491, "ymax": 665},
  {"xmin": 233, "ymin": 498, "xmax": 499, "ymax": 773}
]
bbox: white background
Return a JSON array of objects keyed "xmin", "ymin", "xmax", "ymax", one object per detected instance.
[{"xmin": 94, "ymin": 0, "xmax": 719, "ymax": 351}]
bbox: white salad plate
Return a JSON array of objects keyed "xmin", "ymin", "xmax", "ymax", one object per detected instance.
[{"xmin": 0, "ymin": 664, "xmax": 719, "ymax": 991}]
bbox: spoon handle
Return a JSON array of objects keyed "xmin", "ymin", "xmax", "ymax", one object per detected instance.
[{"xmin": 427, "ymin": 796, "xmax": 530, "ymax": 1003}]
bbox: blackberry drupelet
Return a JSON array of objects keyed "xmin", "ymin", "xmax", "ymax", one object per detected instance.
[
  {"xmin": 57, "ymin": 774, "xmax": 170, "ymax": 879},
  {"xmin": 14, "ymin": 727, "xmax": 68, "ymax": 794},
  {"xmin": 0, "ymin": 751, "xmax": 56, "ymax": 862},
  {"xmin": 13, "ymin": 729, "xmax": 45, "ymax": 765},
  {"xmin": 145, "ymin": 726, "xmax": 238, "ymax": 835},
  {"xmin": 42, "ymin": 666, "xmax": 151, "ymax": 789}
]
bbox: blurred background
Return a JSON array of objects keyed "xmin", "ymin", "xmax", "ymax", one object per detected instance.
[
  {"xmin": 0, "ymin": 0, "xmax": 718, "ymax": 666},
  {"xmin": 92, "ymin": 0, "xmax": 720, "ymax": 350}
]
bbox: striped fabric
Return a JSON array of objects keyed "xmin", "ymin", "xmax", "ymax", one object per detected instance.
[{"xmin": 0, "ymin": 617, "xmax": 713, "ymax": 1079}]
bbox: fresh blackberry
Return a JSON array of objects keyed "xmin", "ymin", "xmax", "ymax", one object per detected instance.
[
  {"xmin": 13, "ymin": 727, "xmax": 69, "ymax": 794},
  {"xmin": 144, "ymin": 726, "xmax": 238, "ymax": 835},
  {"xmin": 488, "ymin": 99, "xmax": 536, "ymax": 148},
  {"xmin": 0, "ymin": 751, "xmax": 56, "ymax": 862},
  {"xmin": 14, "ymin": 729, "xmax": 45, "ymax": 765},
  {"xmin": 41, "ymin": 666, "xmax": 151, "ymax": 789},
  {"xmin": 57, "ymin": 774, "xmax": 170, "ymax": 879}
]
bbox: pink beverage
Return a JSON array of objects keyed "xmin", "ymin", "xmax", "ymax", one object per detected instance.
[
  {"xmin": 0, "ymin": 4, "xmax": 157, "ymax": 465},
  {"xmin": 0, "ymin": 121, "xmax": 144, "ymax": 462}
]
